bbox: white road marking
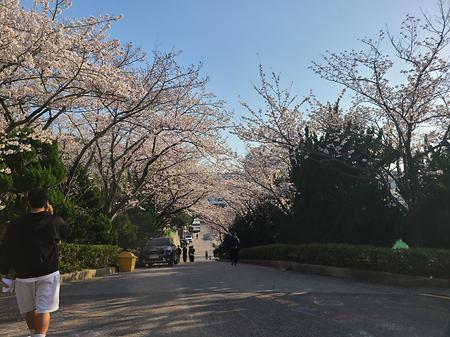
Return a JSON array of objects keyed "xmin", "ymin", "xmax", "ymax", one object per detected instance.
[
  {"xmin": 419, "ymin": 293, "xmax": 450, "ymax": 300},
  {"xmin": 289, "ymin": 291, "xmax": 309, "ymax": 296}
]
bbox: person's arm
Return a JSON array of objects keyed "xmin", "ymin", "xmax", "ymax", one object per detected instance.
[{"xmin": 48, "ymin": 203, "xmax": 70, "ymax": 241}]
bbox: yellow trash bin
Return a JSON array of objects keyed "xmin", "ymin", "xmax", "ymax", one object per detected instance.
[{"xmin": 117, "ymin": 251, "xmax": 137, "ymax": 272}]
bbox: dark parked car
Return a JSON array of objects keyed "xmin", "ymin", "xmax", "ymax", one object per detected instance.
[{"xmin": 141, "ymin": 237, "xmax": 176, "ymax": 267}]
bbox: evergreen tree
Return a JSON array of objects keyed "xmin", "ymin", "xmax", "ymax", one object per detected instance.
[{"xmin": 289, "ymin": 123, "xmax": 403, "ymax": 246}]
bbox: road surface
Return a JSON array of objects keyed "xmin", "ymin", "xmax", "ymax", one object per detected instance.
[{"xmin": 1, "ymin": 261, "xmax": 449, "ymax": 337}]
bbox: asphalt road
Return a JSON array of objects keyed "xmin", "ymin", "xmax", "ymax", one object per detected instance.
[{"xmin": 1, "ymin": 261, "xmax": 450, "ymax": 337}]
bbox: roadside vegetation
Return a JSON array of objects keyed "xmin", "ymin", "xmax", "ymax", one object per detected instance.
[
  {"xmin": 238, "ymin": 244, "xmax": 450, "ymax": 278},
  {"xmin": 0, "ymin": 0, "xmax": 229, "ymax": 252},
  {"xmin": 217, "ymin": 1, "xmax": 450, "ymax": 260},
  {"xmin": 59, "ymin": 243, "xmax": 120, "ymax": 274},
  {"xmin": 1, "ymin": 1, "xmax": 449, "ymax": 273}
]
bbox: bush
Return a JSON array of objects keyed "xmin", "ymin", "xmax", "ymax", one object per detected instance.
[
  {"xmin": 240, "ymin": 243, "xmax": 450, "ymax": 278},
  {"xmin": 59, "ymin": 243, "xmax": 120, "ymax": 273}
]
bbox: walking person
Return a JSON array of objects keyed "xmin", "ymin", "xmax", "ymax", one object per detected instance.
[
  {"xmin": 169, "ymin": 244, "xmax": 177, "ymax": 266},
  {"xmin": 182, "ymin": 245, "xmax": 188, "ymax": 263},
  {"xmin": 188, "ymin": 245, "xmax": 195, "ymax": 262},
  {"xmin": 0, "ymin": 188, "xmax": 69, "ymax": 337},
  {"xmin": 205, "ymin": 250, "xmax": 209, "ymax": 260},
  {"xmin": 229, "ymin": 232, "xmax": 240, "ymax": 266},
  {"xmin": 176, "ymin": 245, "xmax": 182, "ymax": 264}
]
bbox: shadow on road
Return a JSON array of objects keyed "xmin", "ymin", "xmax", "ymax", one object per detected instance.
[{"xmin": 1, "ymin": 262, "xmax": 449, "ymax": 337}]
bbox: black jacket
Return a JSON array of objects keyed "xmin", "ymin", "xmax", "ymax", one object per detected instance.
[{"xmin": 0, "ymin": 212, "xmax": 69, "ymax": 278}]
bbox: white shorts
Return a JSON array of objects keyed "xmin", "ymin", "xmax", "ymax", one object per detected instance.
[{"xmin": 15, "ymin": 271, "xmax": 60, "ymax": 314}]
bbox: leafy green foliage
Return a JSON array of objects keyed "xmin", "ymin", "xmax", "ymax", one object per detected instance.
[
  {"xmin": 112, "ymin": 213, "xmax": 138, "ymax": 249},
  {"xmin": 170, "ymin": 210, "xmax": 193, "ymax": 229},
  {"xmin": 240, "ymin": 243, "xmax": 450, "ymax": 278},
  {"xmin": 6, "ymin": 131, "xmax": 66, "ymax": 192},
  {"xmin": 288, "ymin": 123, "xmax": 403, "ymax": 246},
  {"xmin": 214, "ymin": 201, "xmax": 285, "ymax": 257},
  {"xmin": 59, "ymin": 243, "xmax": 120, "ymax": 273},
  {"xmin": 417, "ymin": 148, "xmax": 450, "ymax": 247},
  {"xmin": 229, "ymin": 115, "xmax": 450, "ymax": 250},
  {"xmin": 120, "ymin": 205, "xmax": 162, "ymax": 248},
  {"xmin": 49, "ymin": 179, "xmax": 114, "ymax": 245},
  {"xmin": 0, "ymin": 129, "xmax": 67, "ymax": 233},
  {"xmin": 233, "ymin": 201, "xmax": 285, "ymax": 247}
]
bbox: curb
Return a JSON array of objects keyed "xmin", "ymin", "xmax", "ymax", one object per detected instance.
[
  {"xmin": 60, "ymin": 266, "xmax": 117, "ymax": 283},
  {"xmin": 239, "ymin": 259, "xmax": 450, "ymax": 288}
]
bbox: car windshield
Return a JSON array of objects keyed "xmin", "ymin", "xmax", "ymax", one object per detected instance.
[{"xmin": 145, "ymin": 238, "xmax": 171, "ymax": 247}]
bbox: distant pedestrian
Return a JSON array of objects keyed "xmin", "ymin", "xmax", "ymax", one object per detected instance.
[
  {"xmin": 189, "ymin": 246, "xmax": 195, "ymax": 262},
  {"xmin": 170, "ymin": 244, "xmax": 177, "ymax": 265},
  {"xmin": 0, "ymin": 188, "xmax": 69, "ymax": 337},
  {"xmin": 176, "ymin": 246, "xmax": 182, "ymax": 264},
  {"xmin": 229, "ymin": 232, "xmax": 240, "ymax": 266},
  {"xmin": 182, "ymin": 246, "xmax": 187, "ymax": 263},
  {"xmin": 205, "ymin": 250, "xmax": 209, "ymax": 260}
]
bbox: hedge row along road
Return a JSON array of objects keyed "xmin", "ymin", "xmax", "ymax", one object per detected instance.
[{"xmin": 1, "ymin": 261, "xmax": 449, "ymax": 336}]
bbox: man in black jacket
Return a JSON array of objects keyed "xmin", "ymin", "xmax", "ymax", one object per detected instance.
[
  {"xmin": 229, "ymin": 232, "xmax": 240, "ymax": 266},
  {"xmin": 0, "ymin": 188, "xmax": 69, "ymax": 337}
]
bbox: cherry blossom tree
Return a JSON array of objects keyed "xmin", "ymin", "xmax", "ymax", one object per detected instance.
[
  {"xmin": 233, "ymin": 67, "xmax": 309, "ymax": 219},
  {"xmin": 0, "ymin": 0, "xmax": 144, "ymax": 133},
  {"xmin": 57, "ymin": 59, "xmax": 230, "ymax": 220},
  {"xmin": 0, "ymin": 0, "xmax": 233, "ymax": 244},
  {"xmin": 58, "ymin": 53, "xmax": 213, "ymax": 190},
  {"xmin": 235, "ymin": 62, "xmax": 411, "ymax": 245},
  {"xmin": 311, "ymin": 1, "xmax": 450, "ymax": 244},
  {"xmin": 89, "ymin": 129, "xmax": 228, "ymax": 221},
  {"xmin": 235, "ymin": 66, "xmax": 308, "ymax": 152}
]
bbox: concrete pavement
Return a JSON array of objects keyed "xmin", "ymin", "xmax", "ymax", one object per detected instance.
[{"xmin": 1, "ymin": 261, "xmax": 449, "ymax": 337}]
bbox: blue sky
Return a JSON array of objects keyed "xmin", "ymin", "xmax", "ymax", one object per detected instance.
[{"xmin": 39, "ymin": 0, "xmax": 434, "ymax": 152}]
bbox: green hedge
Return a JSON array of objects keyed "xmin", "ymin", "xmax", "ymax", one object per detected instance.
[
  {"xmin": 59, "ymin": 243, "xmax": 120, "ymax": 274},
  {"xmin": 240, "ymin": 243, "xmax": 450, "ymax": 279}
]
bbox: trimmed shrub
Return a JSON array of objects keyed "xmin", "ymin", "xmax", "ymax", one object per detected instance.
[
  {"xmin": 240, "ymin": 244, "xmax": 450, "ymax": 279},
  {"xmin": 59, "ymin": 243, "xmax": 120, "ymax": 274}
]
